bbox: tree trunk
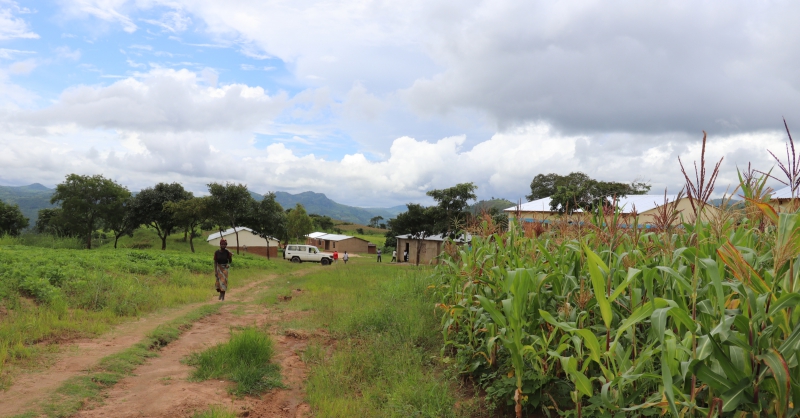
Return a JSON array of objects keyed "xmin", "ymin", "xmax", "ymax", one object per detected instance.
[
  {"xmin": 234, "ymin": 228, "xmax": 241, "ymax": 255},
  {"xmin": 161, "ymin": 235, "xmax": 167, "ymax": 250},
  {"xmin": 415, "ymin": 238, "xmax": 423, "ymax": 266},
  {"xmin": 265, "ymin": 238, "xmax": 270, "ymax": 260},
  {"xmin": 189, "ymin": 234, "xmax": 195, "ymax": 253},
  {"xmin": 86, "ymin": 233, "xmax": 92, "ymax": 250},
  {"xmin": 114, "ymin": 234, "xmax": 120, "ymax": 249},
  {"xmin": 183, "ymin": 228, "xmax": 188, "ymax": 242}
]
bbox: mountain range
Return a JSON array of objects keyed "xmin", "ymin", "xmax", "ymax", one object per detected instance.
[{"xmin": 0, "ymin": 184, "xmax": 407, "ymax": 226}]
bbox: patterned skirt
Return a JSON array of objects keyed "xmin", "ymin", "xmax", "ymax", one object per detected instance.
[{"xmin": 215, "ymin": 263, "xmax": 229, "ymax": 292}]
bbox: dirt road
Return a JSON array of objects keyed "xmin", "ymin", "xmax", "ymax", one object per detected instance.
[{"xmin": 1, "ymin": 269, "xmax": 316, "ymax": 418}]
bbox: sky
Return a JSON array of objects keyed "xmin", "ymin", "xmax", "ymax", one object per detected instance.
[{"xmin": 0, "ymin": 0, "xmax": 799, "ymax": 207}]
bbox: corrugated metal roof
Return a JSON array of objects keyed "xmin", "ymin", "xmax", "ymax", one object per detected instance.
[
  {"xmin": 773, "ymin": 185, "xmax": 799, "ymax": 199},
  {"xmin": 207, "ymin": 227, "xmax": 254, "ymax": 241},
  {"xmin": 504, "ymin": 195, "xmax": 680, "ymax": 214},
  {"xmin": 306, "ymin": 232, "xmax": 367, "ymax": 242},
  {"xmin": 395, "ymin": 233, "xmax": 471, "ymax": 243}
]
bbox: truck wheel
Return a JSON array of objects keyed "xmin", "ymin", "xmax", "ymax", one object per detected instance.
[
  {"xmin": 291, "ymin": 256, "xmax": 301, "ymax": 263},
  {"xmin": 321, "ymin": 258, "xmax": 330, "ymax": 266}
]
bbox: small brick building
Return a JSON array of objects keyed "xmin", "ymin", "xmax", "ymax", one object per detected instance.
[
  {"xmin": 305, "ymin": 232, "xmax": 376, "ymax": 253},
  {"xmin": 395, "ymin": 233, "xmax": 471, "ymax": 265},
  {"xmin": 207, "ymin": 227, "xmax": 280, "ymax": 258}
]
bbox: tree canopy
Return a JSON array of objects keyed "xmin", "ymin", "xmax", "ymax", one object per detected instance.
[
  {"xmin": 0, "ymin": 200, "xmax": 29, "ymax": 236},
  {"xmin": 286, "ymin": 203, "xmax": 313, "ymax": 242},
  {"xmin": 164, "ymin": 196, "xmax": 211, "ymax": 253},
  {"xmin": 245, "ymin": 192, "xmax": 286, "ymax": 258},
  {"xmin": 527, "ymin": 172, "xmax": 650, "ymax": 213},
  {"xmin": 130, "ymin": 182, "xmax": 192, "ymax": 250},
  {"xmin": 207, "ymin": 182, "xmax": 255, "ymax": 254},
  {"xmin": 50, "ymin": 174, "xmax": 131, "ymax": 249},
  {"xmin": 426, "ymin": 182, "xmax": 477, "ymax": 236}
]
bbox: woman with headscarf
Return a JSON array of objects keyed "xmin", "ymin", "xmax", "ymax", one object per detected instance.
[{"xmin": 214, "ymin": 239, "xmax": 233, "ymax": 301}]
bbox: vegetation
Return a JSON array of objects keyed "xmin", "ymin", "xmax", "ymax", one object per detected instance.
[
  {"xmin": 186, "ymin": 327, "xmax": 282, "ymax": 396},
  {"xmin": 527, "ymin": 172, "xmax": 651, "ymax": 213},
  {"xmin": 0, "ymin": 199, "xmax": 29, "ymax": 236},
  {"xmin": 246, "ymin": 192, "xmax": 287, "ymax": 259},
  {"xmin": 50, "ymin": 174, "xmax": 132, "ymax": 249},
  {"xmin": 257, "ymin": 258, "xmax": 468, "ymax": 417},
  {"xmin": 431, "ymin": 169, "xmax": 800, "ymax": 416},
  {"xmin": 130, "ymin": 182, "xmax": 193, "ymax": 250},
  {"xmin": 287, "ymin": 203, "xmax": 314, "ymax": 242}
]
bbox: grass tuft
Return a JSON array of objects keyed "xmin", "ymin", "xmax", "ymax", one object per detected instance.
[
  {"xmin": 186, "ymin": 327, "xmax": 282, "ymax": 396},
  {"xmin": 192, "ymin": 405, "xmax": 238, "ymax": 418}
]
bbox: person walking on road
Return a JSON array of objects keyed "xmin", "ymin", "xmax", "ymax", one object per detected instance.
[
  {"xmin": 391, "ymin": 250, "xmax": 397, "ymax": 262},
  {"xmin": 343, "ymin": 251, "xmax": 349, "ymax": 264},
  {"xmin": 333, "ymin": 250, "xmax": 339, "ymax": 263},
  {"xmin": 376, "ymin": 249, "xmax": 382, "ymax": 262},
  {"xmin": 214, "ymin": 239, "xmax": 233, "ymax": 301}
]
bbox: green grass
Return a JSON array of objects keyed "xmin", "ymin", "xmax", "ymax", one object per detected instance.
[
  {"xmin": 261, "ymin": 257, "xmax": 469, "ymax": 417},
  {"xmin": 186, "ymin": 327, "xmax": 282, "ymax": 397},
  {"xmin": 192, "ymin": 405, "xmax": 238, "ymax": 418},
  {"xmin": 0, "ymin": 239, "xmax": 293, "ymax": 388},
  {"xmin": 27, "ymin": 304, "xmax": 222, "ymax": 418}
]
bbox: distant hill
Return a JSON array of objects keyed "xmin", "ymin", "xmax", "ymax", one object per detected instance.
[
  {"xmin": 0, "ymin": 183, "xmax": 56, "ymax": 223},
  {"xmin": 270, "ymin": 191, "xmax": 405, "ymax": 224}
]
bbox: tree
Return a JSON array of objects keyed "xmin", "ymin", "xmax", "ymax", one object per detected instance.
[
  {"xmin": 0, "ymin": 200, "xmax": 29, "ymax": 236},
  {"xmin": 103, "ymin": 196, "xmax": 140, "ymax": 248},
  {"xmin": 207, "ymin": 182, "xmax": 255, "ymax": 255},
  {"xmin": 34, "ymin": 208, "xmax": 72, "ymax": 236},
  {"xmin": 426, "ymin": 182, "xmax": 477, "ymax": 236},
  {"xmin": 386, "ymin": 203, "xmax": 436, "ymax": 266},
  {"xmin": 286, "ymin": 203, "xmax": 313, "ymax": 242},
  {"xmin": 164, "ymin": 197, "xmax": 211, "ymax": 253},
  {"xmin": 244, "ymin": 192, "xmax": 286, "ymax": 259},
  {"xmin": 527, "ymin": 172, "xmax": 650, "ymax": 214},
  {"xmin": 50, "ymin": 174, "xmax": 131, "ymax": 249},
  {"xmin": 130, "ymin": 182, "xmax": 192, "ymax": 250},
  {"xmin": 309, "ymin": 214, "xmax": 334, "ymax": 231},
  {"xmin": 369, "ymin": 216, "xmax": 384, "ymax": 228}
]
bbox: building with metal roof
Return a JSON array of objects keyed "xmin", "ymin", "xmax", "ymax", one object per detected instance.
[
  {"xmin": 305, "ymin": 232, "xmax": 376, "ymax": 253},
  {"xmin": 394, "ymin": 233, "xmax": 471, "ymax": 265},
  {"xmin": 207, "ymin": 227, "xmax": 280, "ymax": 258}
]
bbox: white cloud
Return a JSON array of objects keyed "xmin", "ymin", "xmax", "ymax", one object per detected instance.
[
  {"xmin": 8, "ymin": 58, "xmax": 36, "ymax": 74},
  {"xmin": 55, "ymin": 46, "xmax": 82, "ymax": 61},
  {"xmin": 19, "ymin": 68, "xmax": 287, "ymax": 132},
  {"xmin": 0, "ymin": 3, "xmax": 38, "ymax": 40}
]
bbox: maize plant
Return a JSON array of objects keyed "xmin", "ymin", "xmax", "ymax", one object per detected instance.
[{"xmin": 431, "ymin": 178, "xmax": 800, "ymax": 417}]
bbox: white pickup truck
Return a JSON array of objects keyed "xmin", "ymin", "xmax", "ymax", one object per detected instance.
[{"xmin": 283, "ymin": 245, "xmax": 334, "ymax": 265}]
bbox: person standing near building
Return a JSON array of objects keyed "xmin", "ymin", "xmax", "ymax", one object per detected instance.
[
  {"xmin": 391, "ymin": 250, "xmax": 397, "ymax": 262},
  {"xmin": 376, "ymin": 248, "xmax": 382, "ymax": 262},
  {"xmin": 214, "ymin": 239, "xmax": 233, "ymax": 301},
  {"xmin": 343, "ymin": 251, "xmax": 349, "ymax": 264},
  {"xmin": 333, "ymin": 250, "xmax": 339, "ymax": 263},
  {"xmin": 403, "ymin": 250, "xmax": 408, "ymax": 262}
]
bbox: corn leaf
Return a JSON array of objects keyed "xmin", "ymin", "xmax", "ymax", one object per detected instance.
[
  {"xmin": 584, "ymin": 245, "xmax": 613, "ymax": 329},
  {"xmin": 757, "ymin": 349, "xmax": 791, "ymax": 418}
]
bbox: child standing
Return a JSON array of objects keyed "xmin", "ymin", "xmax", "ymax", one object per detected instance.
[{"xmin": 343, "ymin": 251, "xmax": 349, "ymax": 264}]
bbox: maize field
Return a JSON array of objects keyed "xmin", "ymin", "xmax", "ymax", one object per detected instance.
[{"xmin": 431, "ymin": 178, "xmax": 800, "ymax": 417}]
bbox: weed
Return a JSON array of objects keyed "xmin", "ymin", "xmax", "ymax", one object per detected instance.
[
  {"xmin": 192, "ymin": 405, "xmax": 238, "ymax": 418},
  {"xmin": 186, "ymin": 327, "xmax": 282, "ymax": 397}
]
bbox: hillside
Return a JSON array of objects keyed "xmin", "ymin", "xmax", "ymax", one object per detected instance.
[
  {"xmin": 270, "ymin": 191, "xmax": 405, "ymax": 224},
  {"xmin": 0, "ymin": 183, "xmax": 56, "ymax": 223},
  {"xmin": 0, "ymin": 184, "xmax": 408, "ymax": 227}
]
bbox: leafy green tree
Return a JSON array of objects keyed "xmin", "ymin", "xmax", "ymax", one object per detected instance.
[
  {"xmin": 309, "ymin": 214, "xmax": 334, "ymax": 231},
  {"xmin": 207, "ymin": 182, "xmax": 256, "ymax": 254},
  {"xmin": 164, "ymin": 197, "xmax": 211, "ymax": 253},
  {"xmin": 130, "ymin": 182, "xmax": 192, "ymax": 250},
  {"xmin": 527, "ymin": 172, "xmax": 650, "ymax": 214},
  {"xmin": 244, "ymin": 192, "xmax": 286, "ymax": 259},
  {"xmin": 103, "ymin": 195, "xmax": 140, "ymax": 249},
  {"xmin": 50, "ymin": 174, "xmax": 131, "ymax": 249},
  {"xmin": 0, "ymin": 199, "xmax": 29, "ymax": 236},
  {"xmin": 426, "ymin": 182, "xmax": 477, "ymax": 236},
  {"xmin": 386, "ymin": 203, "xmax": 437, "ymax": 266},
  {"xmin": 369, "ymin": 216, "xmax": 384, "ymax": 228},
  {"xmin": 35, "ymin": 208, "xmax": 68, "ymax": 235},
  {"xmin": 286, "ymin": 203, "xmax": 313, "ymax": 242}
]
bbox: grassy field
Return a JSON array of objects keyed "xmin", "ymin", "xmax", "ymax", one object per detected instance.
[
  {"xmin": 255, "ymin": 256, "xmax": 473, "ymax": 417},
  {"xmin": 0, "ymin": 228, "xmax": 292, "ymax": 388}
]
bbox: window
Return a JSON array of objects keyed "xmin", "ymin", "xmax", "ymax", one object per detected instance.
[{"xmin": 288, "ymin": 246, "xmax": 297, "ymax": 251}]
